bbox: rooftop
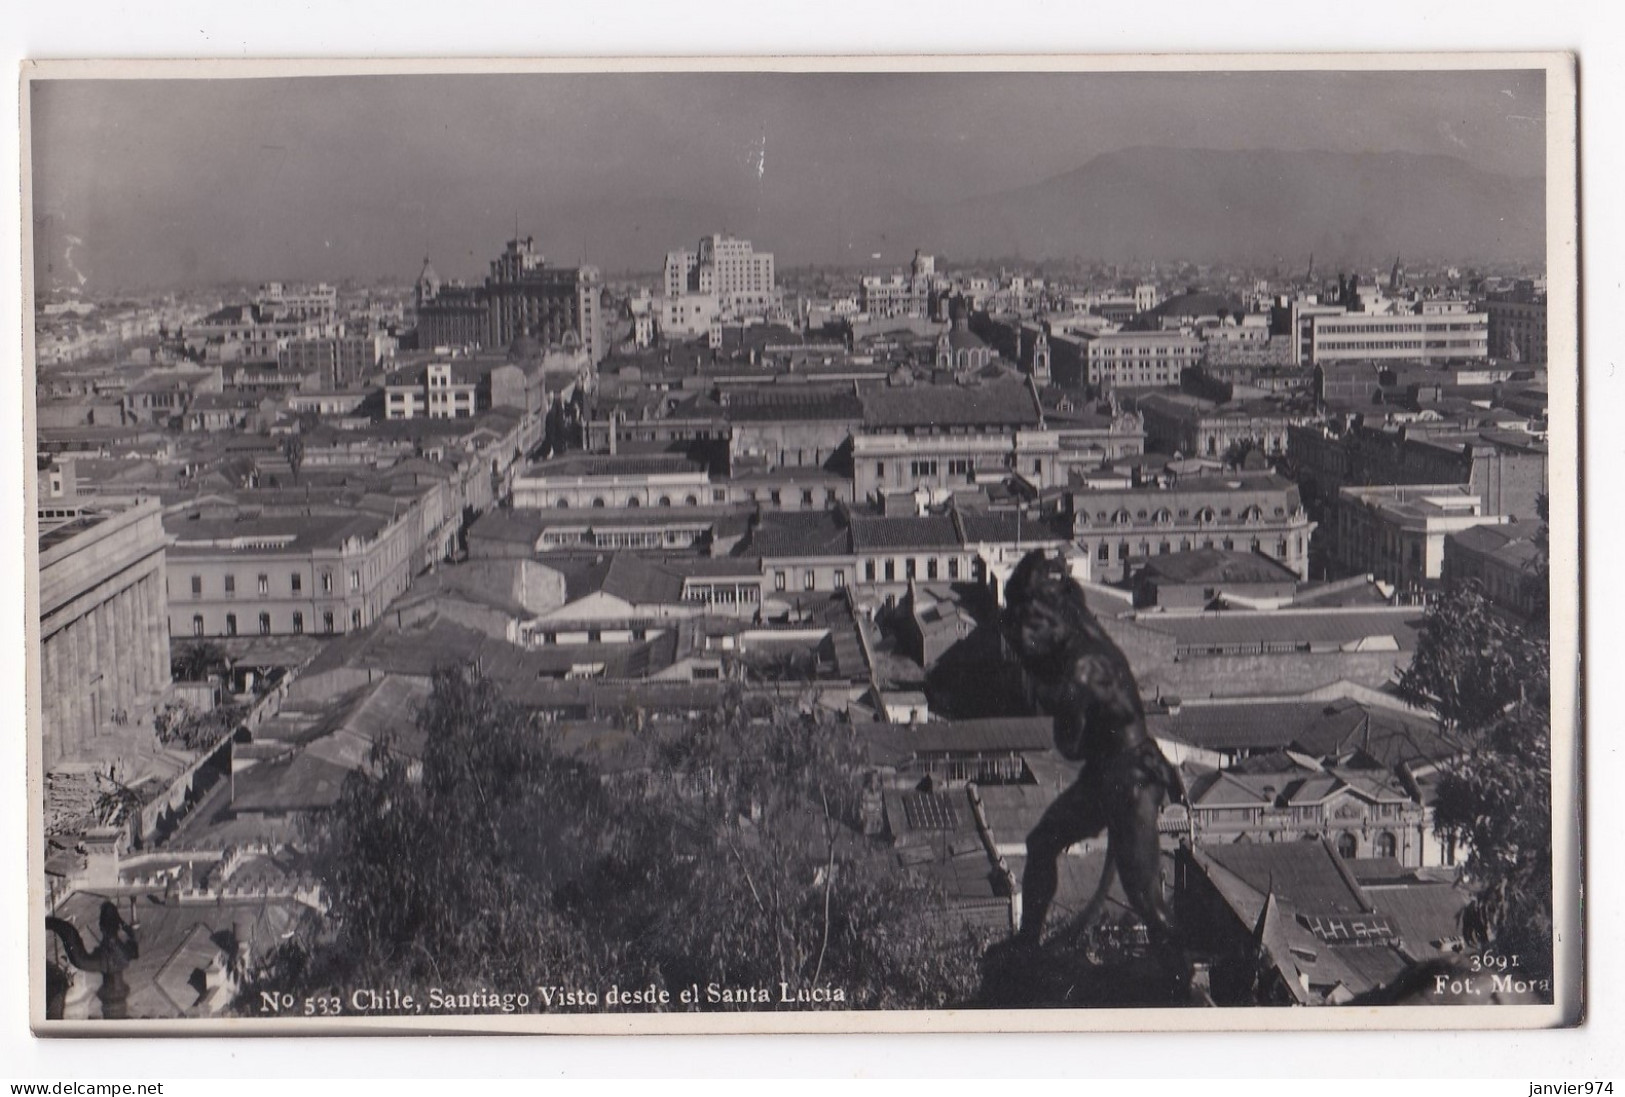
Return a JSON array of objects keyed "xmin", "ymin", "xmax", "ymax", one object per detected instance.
[
  {"xmin": 860, "ymin": 377, "xmax": 1040, "ymax": 430},
  {"xmin": 1136, "ymin": 548, "xmax": 1301, "ymax": 587}
]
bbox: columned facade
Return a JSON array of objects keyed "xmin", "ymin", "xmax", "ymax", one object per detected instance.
[{"xmin": 39, "ymin": 500, "xmax": 171, "ymax": 767}]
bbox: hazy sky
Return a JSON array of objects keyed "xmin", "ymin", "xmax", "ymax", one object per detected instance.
[{"xmin": 28, "ymin": 68, "xmax": 1548, "ymax": 291}]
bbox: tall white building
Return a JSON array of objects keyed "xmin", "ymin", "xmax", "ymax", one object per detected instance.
[{"xmin": 661, "ymin": 234, "xmax": 777, "ymax": 334}]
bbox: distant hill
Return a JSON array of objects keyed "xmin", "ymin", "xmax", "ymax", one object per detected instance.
[{"xmin": 867, "ymin": 146, "xmax": 1545, "ymax": 269}]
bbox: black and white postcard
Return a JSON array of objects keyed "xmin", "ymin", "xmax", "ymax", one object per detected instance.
[{"xmin": 20, "ymin": 55, "xmax": 1581, "ymax": 1033}]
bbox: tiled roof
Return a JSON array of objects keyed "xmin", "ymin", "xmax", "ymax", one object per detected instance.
[
  {"xmin": 1148, "ymin": 697, "xmax": 1455, "ymax": 770},
  {"xmin": 723, "ymin": 392, "xmax": 864, "ymax": 422},
  {"xmin": 848, "ymin": 514, "xmax": 960, "ymax": 552},
  {"xmin": 743, "ymin": 511, "xmax": 851, "ymax": 558},
  {"xmin": 860, "ymin": 377, "xmax": 1039, "ymax": 429},
  {"xmin": 1203, "ymin": 840, "xmax": 1369, "ymax": 916},
  {"xmin": 467, "ymin": 508, "xmax": 549, "ymax": 546}
]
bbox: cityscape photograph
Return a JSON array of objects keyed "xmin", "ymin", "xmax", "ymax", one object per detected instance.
[{"xmin": 23, "ymin": 60, "xmax": 1574, "ymax": 1027}]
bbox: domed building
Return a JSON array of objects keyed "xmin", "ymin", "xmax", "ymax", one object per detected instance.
[{"xmin": 934, "ymin": 295, "xmax": 992, "ymax": 373}]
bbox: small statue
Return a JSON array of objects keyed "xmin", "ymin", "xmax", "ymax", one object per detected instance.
[
  {"xmin": 999, "ymin": 550, "xmax": 1187, "ymax": 967},
  {"xmin": 46, "ymin": 901, "xmax": 140, "ymax": 1020}
]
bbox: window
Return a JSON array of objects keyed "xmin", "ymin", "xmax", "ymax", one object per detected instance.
[
  {"xmin": 1118, "ymin": 542, "xmax": 1129, "ymax": 560},
  {"xmin": 775, "ymin": 571, "xmax": 787, "ymax": 592},
  {"xmin": 591, "ymin": 497, "xmax": 606, "ymax": 508},
  {"xmin": 257, "ymin": 574, "xmax": 269, "ymax": 595},
  {"xmin": 291, "ymin": 572, "xmax": 302, "ymax": 593},
  {"xmin": 632, "ymin": 628, "xmax": 647, "ymax": 642},
  {"xmin": 1337, "ymin": 833, "xmax": 1359, "ymax": 859},
  {"xmin": 927, "ymin": 558, "xmax": 938, "ymax": 580},
  {"xmin": 865, "ymin": 560, "xmax": 876, "ymax": 582},
  {"xmin": 826, "ymin": 489, "xmax": 838, "ymax": 504},
  {"xmin": 910, "ymin": 459, "xmax": 938, "ymax": 478},
  {"xmin": 627, "ymin": 497, "xmax": 640, "ymax": 508},
  {"xmin": 803, "ymin": 570, "xmax": 816, "ymax": 591},
  {"xmin": 225, "ymin": 613, "xmax": 237, "ymax": 637},
  {"xmin": 1033, "ymin": 459, "xmax": 1042, "ymax": 475},
  {"xmin": 224, "ymin": 574, "xmax": 236, "ymax": 596},
  {"xmin": 350, "ymin": 570, "xmax": 361, "ymax": 592},
  {"xmin": 948, "ymin": 458, "xmax": 972, "ymax": 477},
  {"xmin": 192, "ymin": 615, "xmax": 204, "ymax": 637},
  {"xmin": 351, "ymin": 608, "xmax": 363, "ymax": 630},
  {"xmin": 1376, "ymin": 832, "xmax": 1398, "ymax": 859},
  {"xmin": 770, "ymin": 490, "xmax": 781, "ymax": 505},
  {"xmin": 190, "ymin": 575, "xmax": 202, "ymax": 597},
  {"xmin": 833, "ymin": 570, "xmax": 846, "ymax": 590},
  {"xmin": 542, "ymin": 631, "xmax": 558, "ymax": 646},
  {"xmin": 292, "ymin": 612, "xmax": 303, "ymax": 634},
  {"xmin": 883, "ymin": 559, "xmax": 896, "ymax": 582},
  {"xmin": 875, "ymin": 462, "xmax": 885, "ymax": 479},
  {"xmin": 323, "ymin": 611, "xmax": 334, "ymax": 634},
  {"xmin": 588, "ymin": 629, "xmax": 602, "ymax": 643},
  {"xmin": 948, "ymin": 558, "xmax": 960, "ymax": 580},
  {"xmin": 321, "ymin": 572, "xmax": 333, "ymax": 593},
  {"xmin": 800, "ymin": 489, "xmax": 814, "ymax": 506},
  {"xmin": 905, "ymin": 558, "xmax": 917, "ymax": 579}
]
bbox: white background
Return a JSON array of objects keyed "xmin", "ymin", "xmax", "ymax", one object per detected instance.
[{"xmin": 2, "ymin": 0, "xmax": 1619, "ymax": 1081}]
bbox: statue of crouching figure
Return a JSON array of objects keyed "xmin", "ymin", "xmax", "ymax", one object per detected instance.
[{"xmin": 1000, "ymin": 550, "xmax": 1187, "ymax": 982}]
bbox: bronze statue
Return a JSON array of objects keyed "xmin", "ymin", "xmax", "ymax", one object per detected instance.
[
  {"xmin": 1000, "ymin": 550, "xmax": 1186, "ymax": 958},
  {"xmin": 46, "ymin": 900, "xmax": 139, "ymax": 1020}
]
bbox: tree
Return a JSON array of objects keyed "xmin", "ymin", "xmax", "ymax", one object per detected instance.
[
  {"xmin": 173, "ymin": 640, "xmax": 228, "ymax": 682},
  {"xmin": 1398, "ymin": 579, "xmax": 1553, "ymax": 980},
  {"xmin": 244, "ymin": 673, "xmax": 983, "ymax": 1013}
]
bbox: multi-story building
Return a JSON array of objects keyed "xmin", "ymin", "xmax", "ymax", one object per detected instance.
[
  {"xmin": 485, "ymin": 237, "xmax": 604, "ymax": 364},
  {"xmin": 858, "ymin": 252, "xmax": 936, "ymax": 320},
  {"xmin": 1329, "ymin": 483, "xmax": 1504, "ymax": 589},
  {"xmin": 1441, "ymin": 523, "xmax": 1546, "ymax": 618},
  {"xmin": 38, "ymin": 498, "xmax": 172, "ymax": 767},
  {"xmin": 384, "ymin": 359, "xmax": 554, "ymax": 430},
  {"xmin": 510, "ymin": 452, "xmax": 718, "ymax": 511},
  {"xmin": 414, "ymin": 256, "xmax": 488, "ymax": 350},
  {"xmin": 254, "ymin": 282, "xmax": 338, "ymax": 326},
  {"xmin": 741, "ymin": 505, "xmax": 1077, "ymax": 604},
  {"xmin": 1289, "ymin": 421, "xmax": 1549, "ymax": 521},
  {"xmin": 664, "ymin": 234, "xmax": 776, "ymax": 317},
  {"xmin": 852, "ymin": 377, "xmax": 1042, "ymax": 502},
  {"xmin": 1074, "ymin": 330, "xmax": 1203, "ymax": 391},
  {"xmin": 1303, "ymin": 300, "xmax": 1488, "ymax": 366},
  {"xmin": 165, "ymin": 510, "xmax": 420, "ymax": 640},
  {"xmin": 185, "ymin": 304, "xmax": 325, "ymax": 365},
  {"xmin": 277, "ymin": 333, "xmax": 388, "ymax": 388},
  {"xmin": 1136, "ymin": 392, "xmax": 1305, "ymax": 459},
  {"xmin": 1065, "ymin": 472, "xmax": 1316, "ymax": 583},
  {"xmin": 1483, "ymin": 284, "xmax": 1548, "ymax": 365},
  {"xmin": 412, "ymin": 240, "xmax": 605, "ymax": 364}
]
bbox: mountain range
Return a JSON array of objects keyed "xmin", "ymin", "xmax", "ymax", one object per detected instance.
[{"xmin": 791, "ymin": 146, "xmax": 1546, "ymax": 272}]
